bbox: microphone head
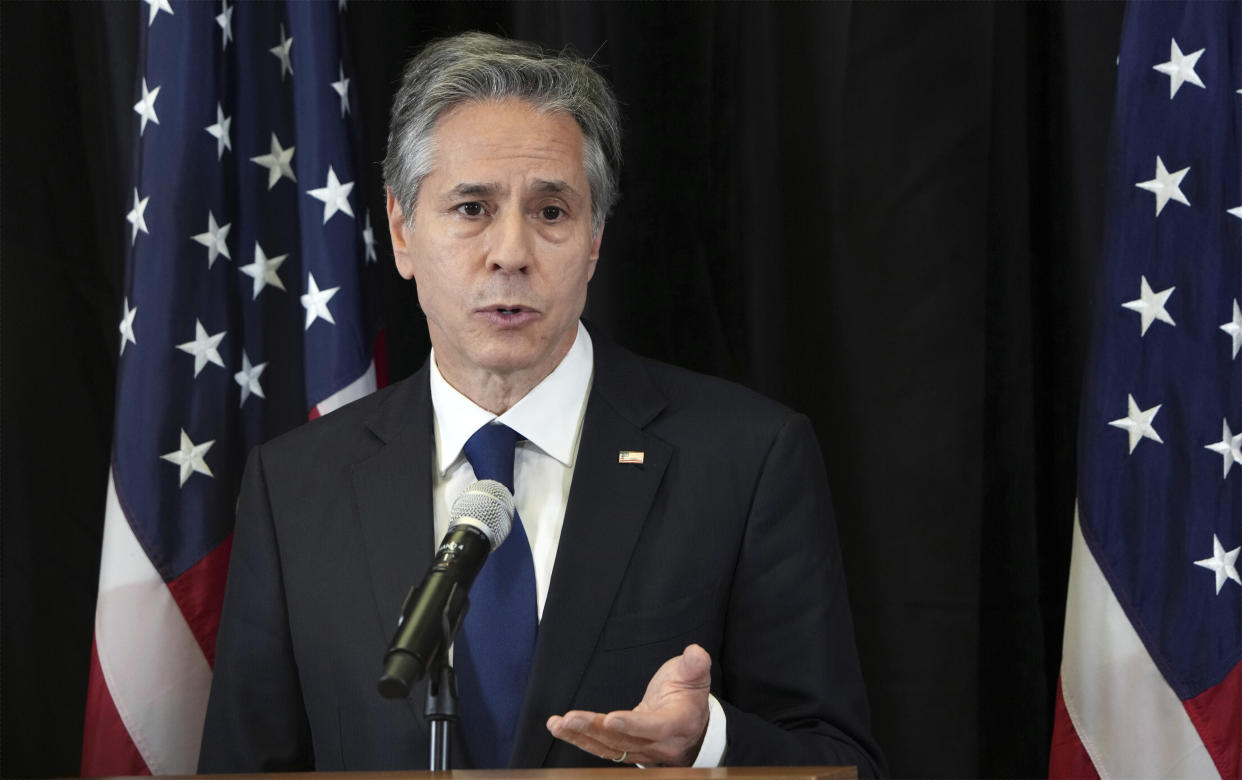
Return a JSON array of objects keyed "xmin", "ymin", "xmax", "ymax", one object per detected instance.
[{"xmin": 448, "ymin": 479, "xmax": 514, "ymax": 551}]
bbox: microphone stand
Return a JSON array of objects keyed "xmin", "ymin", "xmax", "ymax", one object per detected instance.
[
  {"xmin": 378, "ymin": 570, "xmax": 473, "ymax": 769},
  {"xmin": 425, "ymin": 657, "xmax": 457, "ymax": 771},
  {"xmin": 424, "ymin": 587, "xmax": 466, "ymax": 771}
]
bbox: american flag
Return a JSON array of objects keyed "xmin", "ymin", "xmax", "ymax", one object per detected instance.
[
  {"xmin": 1050, "ymin": 1, "xmax": 1241, "ymax": 777},
  {"xmin": 81, "ymin": 1, "xmax": 381, "ymax": 773}
]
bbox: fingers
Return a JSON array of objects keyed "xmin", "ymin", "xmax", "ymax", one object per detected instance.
[
  {"xmin": 547, "ymin": 698, "xmax": 704, "ymax": 765},
  {"xmin": 546, "ymin": 711, "xmax": 657, "ymax": 764}
]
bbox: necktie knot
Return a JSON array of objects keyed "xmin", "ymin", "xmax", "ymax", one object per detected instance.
[{"xmin": 463, "ymin": 423, "xmax": 519, "ymax": 493}]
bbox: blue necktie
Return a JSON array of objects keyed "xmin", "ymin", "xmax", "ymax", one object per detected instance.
[{"xmin": 454, "ymin": 423, "xmax": 538, "ymax": 768}]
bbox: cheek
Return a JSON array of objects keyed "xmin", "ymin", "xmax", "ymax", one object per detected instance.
[
  {"xmin": 573, "ymin": 255, "xmax": 597, "ymax": 288},
  {"xmin": 409, "ymin": 260, "xmax": 449, "ymax": 314},
  {"xmin": 554, "ymin": 267, "xmax": 592, "ymax": 313},
  {"xmin": 408, "ymin": 238, "xmax": 460, "ymax": 290}
]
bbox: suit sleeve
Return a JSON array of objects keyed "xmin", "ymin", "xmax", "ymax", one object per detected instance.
[
  {"xmin": 198, "ymin": 446, "xmax": 314, "ymax": 772},
  {"xmin": 719, "ymin": 413, "xmax": 887, "ymax": 777}
]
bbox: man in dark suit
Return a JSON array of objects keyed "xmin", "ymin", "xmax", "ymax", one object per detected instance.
[{"xmin": 199, "ymin": 32, "xmax": 884, "ymax": 775}]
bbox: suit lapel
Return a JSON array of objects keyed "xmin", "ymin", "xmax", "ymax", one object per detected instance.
[
  {"xmin": 350, "ymin": 367, "xmax": 436, "ymax": 723},
  {"xmin": 510, "ymin": 335, "xmax": 671, "ymax": 767}
]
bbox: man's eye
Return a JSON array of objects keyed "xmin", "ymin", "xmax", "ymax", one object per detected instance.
[
  {"xmin": 456, "ymin": 202, "xmax": 485, "ymax": 217},
  {"xmin": 540, "ymin": 206, "xmax": 563, "ymax": 221}
]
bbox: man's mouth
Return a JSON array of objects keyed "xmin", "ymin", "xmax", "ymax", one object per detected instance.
[{"xmin": 478, "ymin": 305, "xmax": 537, "ymax": 326}]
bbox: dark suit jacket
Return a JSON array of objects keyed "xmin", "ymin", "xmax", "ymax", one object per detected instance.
[{"xmin": 199, "ymin": 331, "xmax": 885, "ymax": 776}]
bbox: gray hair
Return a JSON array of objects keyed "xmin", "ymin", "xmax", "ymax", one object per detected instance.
[{"xmin": 383, "ymin": 32, "xmax": 622, "ymax": 235}]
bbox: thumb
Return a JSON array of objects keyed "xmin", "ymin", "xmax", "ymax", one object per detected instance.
[{"xmin": 678, "ymin": 644, "xmax": 711, "ymax": 685}]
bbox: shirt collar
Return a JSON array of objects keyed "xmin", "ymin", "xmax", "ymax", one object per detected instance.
[{"xmin": 429, "ymin": 322, "xmax": 594, "ymax": 476}]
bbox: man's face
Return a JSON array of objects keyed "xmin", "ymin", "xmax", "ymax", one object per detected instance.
[{"xmin": 388, "ymin": 99, "xmax": 603, "ymax": 394}]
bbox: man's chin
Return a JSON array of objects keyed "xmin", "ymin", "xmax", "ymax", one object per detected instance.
[
  {"xmin": 469, "ymin": 334, "xmax": 574, "ymax": 383},
  {"xmin": 469, "ymin": 342, "xmax": 548, "ymax": 375}
]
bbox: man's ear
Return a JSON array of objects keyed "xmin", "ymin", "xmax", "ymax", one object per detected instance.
[{"xmin": 387, "ymin": 189, "xmax": 415, "ymax": 280}]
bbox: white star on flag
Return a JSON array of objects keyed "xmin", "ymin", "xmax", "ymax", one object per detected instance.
[
  {"xmin": 1229, "ymin": 205, "xmax": 1242, "ymax": 220},
  {"xmin": 1193, "ymin": 534, "xmax": 1242, "ymax": 595},
  {"xmin": 216, "ymin": 0, "xmax": 233, "ymax": 50},
  {"xmin": 307, "ymin": 166, "xmax": 355, "ymax": 224},
  {"xmin": 1109, "ymin": 394, "xmax": 1164, "ymax": 454},
  {"xmin": 126, "ymin": 188, "xmax": 150, "ymax": 245},
  {"xmin": 1135, "ymin": 155, "xmax": 1190, "ymax": 216},
  {"xmin": 205, "ymin": 103, "xmax": 232, "ymax": 160},
  {"xmin": 362, "ymin": 210, "xmax": 377, "ymax": 263},
  {"xmin": 1204, "ymin": 419, "xmax": 1242, "ymax": 478},
  {"xmin": 160, "ymin": 429, "xmax": 215, "ymax": 487},
  {"xmin": 1221, "ymin": 300, "xmax": 1242, "ymax": 359},
  {"xmin": 1153, "ymin": 38, "xmax": 1205, "ymax": 99},
  {"xmin": 176, "ymin": 319, "xmax": 227, "ymax": 377},
  {"xmin": 331, "ymin": 63, "xmax": 351, "ymax": 117},
  {"xmin": 234, "ymin": 351, "xmax": 268, "ymax": 406},
  {"xmin": 250, "ymin": 133, "xmax": 296, "ymax": 190},
  {"xmin": 240, "ymin": 241, "xmax": 288, "ymax": 299},
  {"xmin": 271, "ymin": 23, "xmax": 294, "ymax": 80},
  {"xmin": 191, "ymin": 211, "xmax": 232, "ymax": 268},
  {"xmin": 142, "ymin": 0, "xmax": 172, "ymax": 27},
  {"xmin": 118, "ymin": 298, "xmax": 137, "ymax": 356},
  {"xmin": 133, "ymin": 78, "xmax": 161, "ymax": 136},
  {"xmin": 301, "ymin": 273, "xmax": 340, "ymax": 330},
  {"xmin": 1121, "ymin": 275, "xmax": 1176, "ymax": 336}
]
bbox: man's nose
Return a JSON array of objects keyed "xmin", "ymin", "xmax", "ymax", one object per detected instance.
[{"xmin": 487, "ymin": 208, "xmax": 533, "ymax": 273}]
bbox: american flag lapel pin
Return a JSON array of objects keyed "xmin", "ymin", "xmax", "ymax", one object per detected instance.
[{"xmin": 618, "ymin": 450, "xmax": 644, "ymax": 465}]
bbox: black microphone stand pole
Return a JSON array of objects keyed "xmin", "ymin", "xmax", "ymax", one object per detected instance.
[
  {"xmin": 424, "ymin": 589, "xmax": 466, "ymax": 771},
  {"xmin": 424, "ymin": 606, "xmax": 459, "ymax": 770}
]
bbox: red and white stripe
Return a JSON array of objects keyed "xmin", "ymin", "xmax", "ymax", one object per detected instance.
[
  {"xmin": 1051, "ymin": 511, "xmax": 1221, "ymax": 778},
  {"xmin": 81, "ymin": 473, "xmax": 222, "ymax": 775},
  {"xmin": 311, "ymin": 361, "xmax": 377, "ymax": 419},
  {"xmin": 82, "ymin": 360, "xmax": 378, "ymax": 774}
]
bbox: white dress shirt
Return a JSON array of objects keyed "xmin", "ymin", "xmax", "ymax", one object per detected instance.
[
  {"xmin": 429, "ymin": 323, "xmax": 594, "ymax": 618},
  {"xmin": 428, "ymin": 321, "xmax": 726, "ymax": 767}
]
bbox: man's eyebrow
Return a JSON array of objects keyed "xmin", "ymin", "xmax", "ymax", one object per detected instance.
[
  {"xmin": 445, "ymin": 182, "xmax": 499, "ymax": 199},
  {"xmin": 532, "ymin": 179, "xmax": 583, "ymax": 199},
  {"xmin": 441, "ymin": 179, "xmax": 584, "ymax": 199}
]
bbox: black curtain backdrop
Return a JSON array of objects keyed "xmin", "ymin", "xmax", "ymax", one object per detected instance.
[{"xmin": 0, "ymin": 2, "xmax": 1126, "ymax": 777}]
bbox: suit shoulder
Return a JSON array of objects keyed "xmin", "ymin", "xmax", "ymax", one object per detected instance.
[
  {"xmin": 634, "ymin": 353, "xmax": 800, "ymax": 426},
  {"xmin": 256, "ymin": 373, "xmax": 420, "ymax": 466}
]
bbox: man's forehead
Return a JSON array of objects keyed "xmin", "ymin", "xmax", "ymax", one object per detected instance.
[{"xmin": 420, "ymin": 103, "xmax": 584, "ymax": 183}]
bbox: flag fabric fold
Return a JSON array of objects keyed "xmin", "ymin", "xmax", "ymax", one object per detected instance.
[
  {"xmin": 82, "ymin": 1, "xmax": 380, "ymax": 773},
  {"xmin": 1051, "ymin": 2, "xmax": 1241, "ymax": 778}
]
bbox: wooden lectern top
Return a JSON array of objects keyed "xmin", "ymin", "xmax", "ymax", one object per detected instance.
[
  {"xmin": 314, "ymin": 769, "xmax": 853, "ymax": 780},
  {"xmin": 150, "ymin": 767, "xmax": 855, "ymax": 780}
]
